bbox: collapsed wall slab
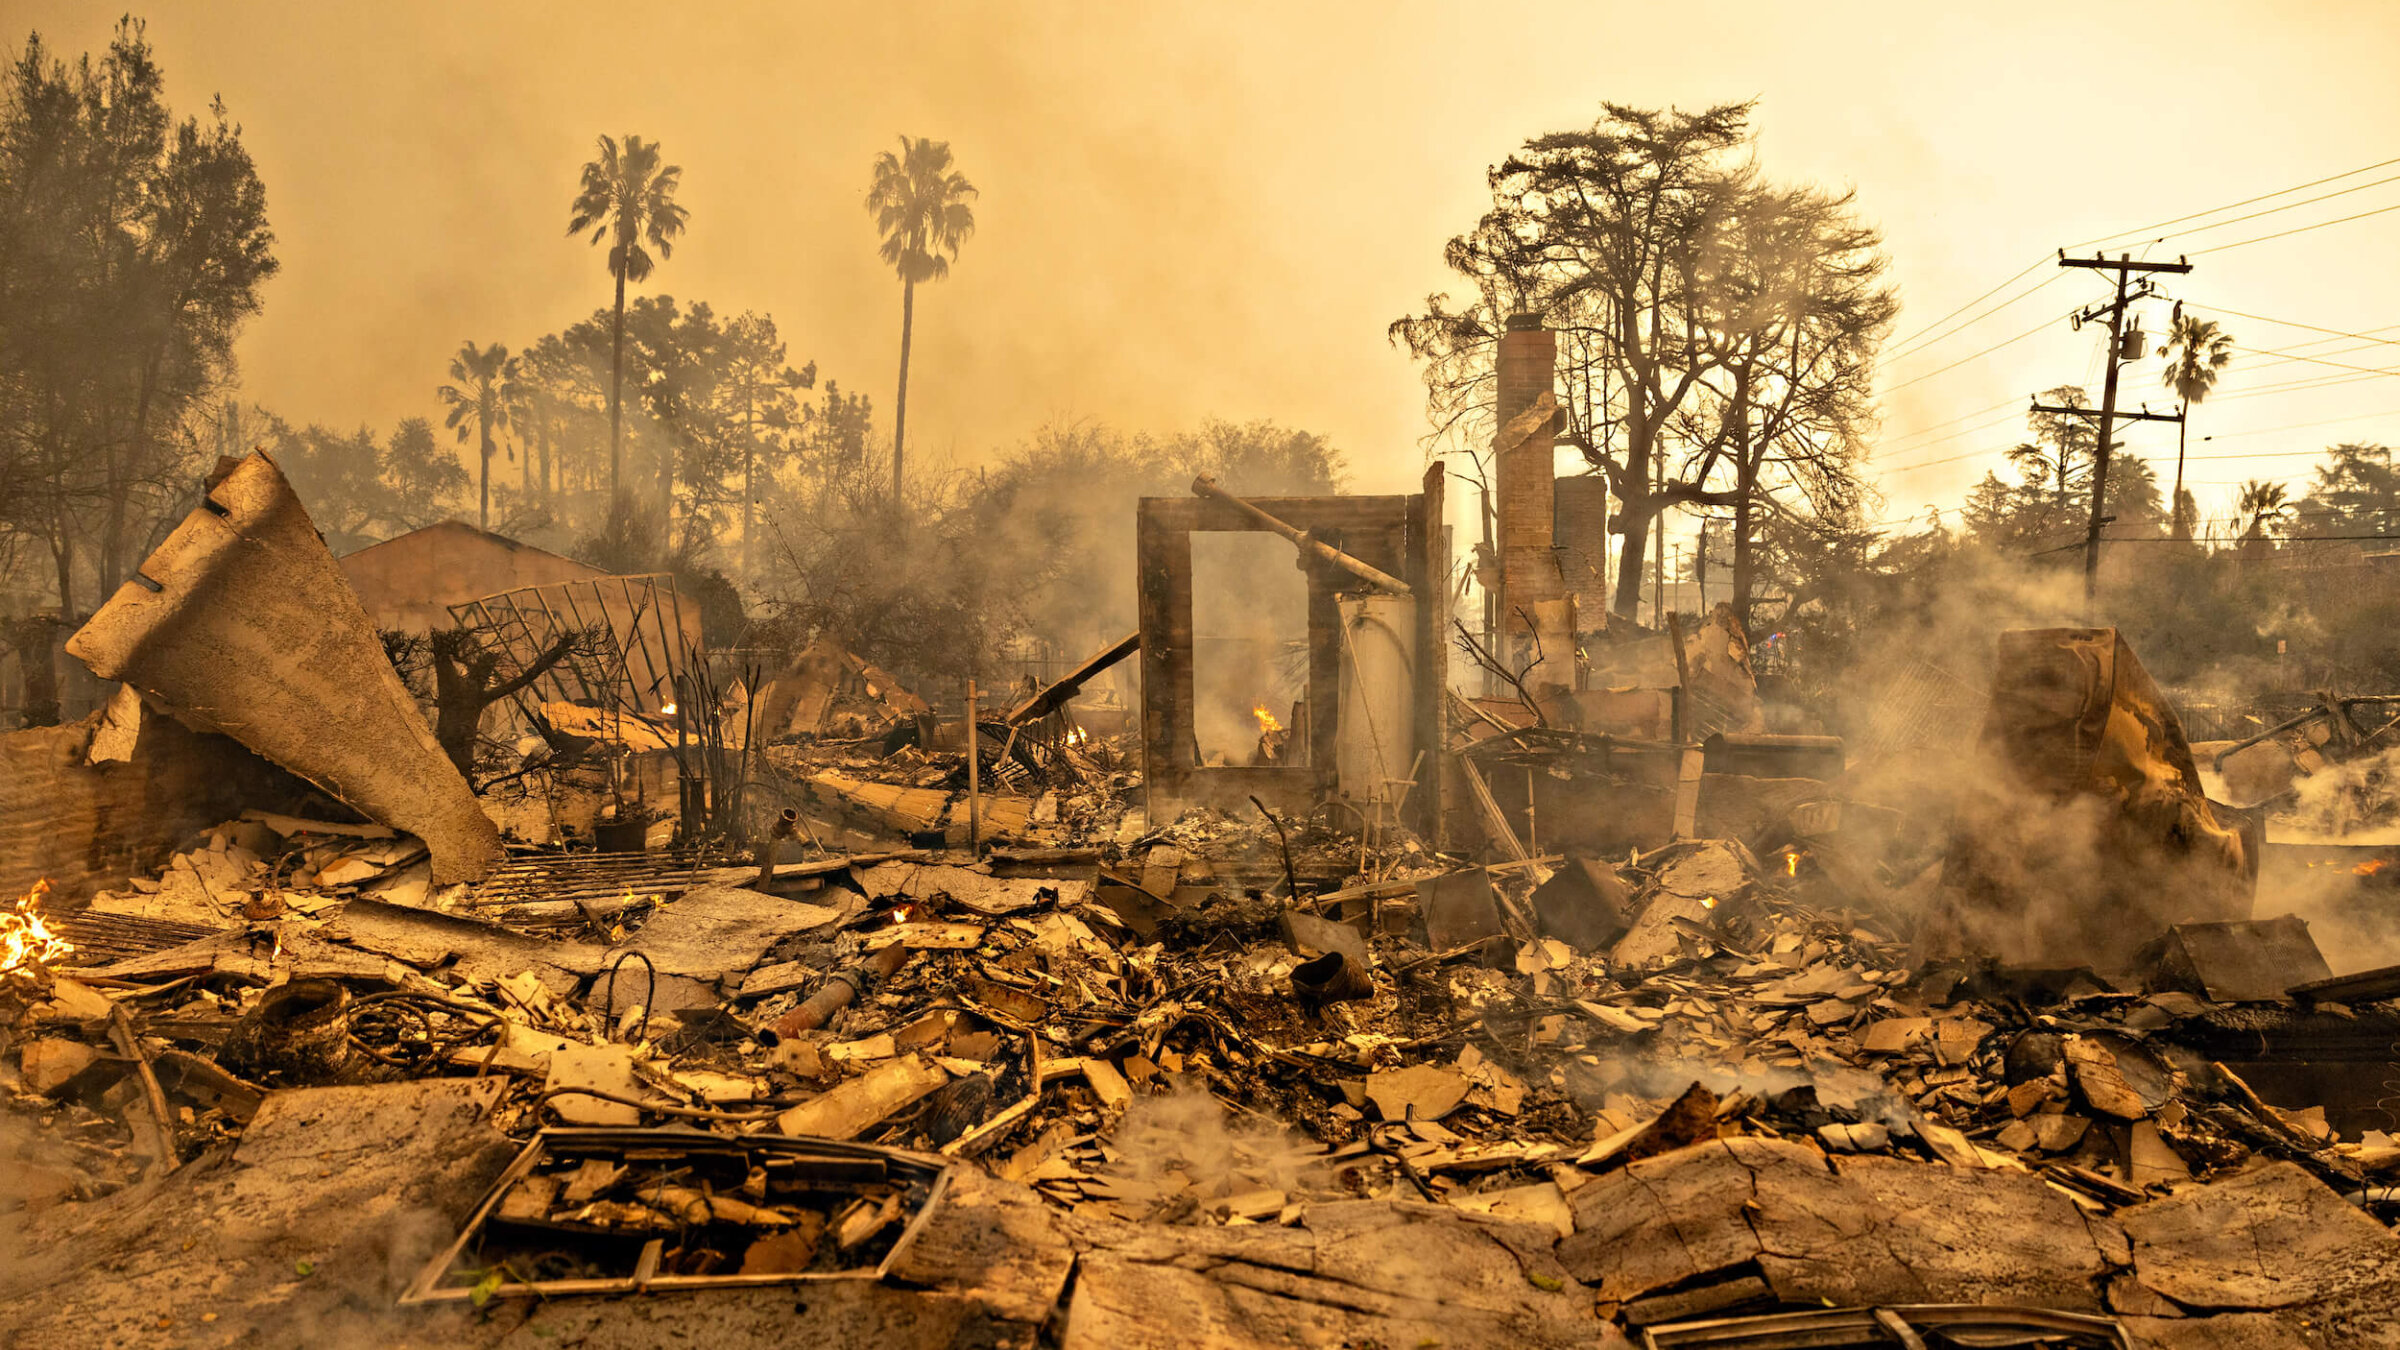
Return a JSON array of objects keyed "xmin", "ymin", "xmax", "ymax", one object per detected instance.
[
  {"xmin": 0, "ymin": 686, "xmax": 302, "ymax": 904},
  {"xmin": 65, "ymin": 453, "xmax": 502, "ymax": 883}
]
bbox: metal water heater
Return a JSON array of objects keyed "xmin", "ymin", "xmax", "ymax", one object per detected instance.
[{"xmin": 1335, "ymin": 593, "xmax": 1417, "ymax": 811}]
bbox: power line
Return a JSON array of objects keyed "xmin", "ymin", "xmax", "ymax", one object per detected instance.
[
  {"xmin": 2189, "ymin": 304, "xmax": 2400, "ymax": 349},
  {"xmin": 1872, "ymin": 157, "xmax": 2400, "ymax": 380},
  {"xmin": 1880, "ymin": 258, "xmax": 2052, "ymax": 355},
  {"xmin": 1877, "ymin": 442, "xmax": 2020, "ymax": 477},
  {"xmin": 2183, "ymin": 404, "xmax": 2400, "ymax": 443},
  {"xmin": 1877, "ymin": 306, "xmax": 2079, "ymax": 396},
  {"xmin": 2189, "ymin": 198, "xmax": 2400, "ymax": 255},
  {"xmin": 1876, "ymin": 395, "xmax": 2022, "ymax": 445},
  {"xmin": 2183, "ymin": 443, "xmax": 2399, "ymax": 461},
  {"xmin": 2080, "ymin": 532, "xmax": 2400, "ymax": 545},
  {"xmin": 1875, "ymin": 406, "xmax": 2028, "ymax": 461},
  {"xmin": 2213, "ymin": 369, "xmax": 2392, "ymax": 402},
  {"xmin": 2112, "ymin": 172, "xmax": 2400, "ymax": 246},
  {"xmin": 2240, "ymin": 330, "xmax": 2400, "ymax": 369},
  {"xmin": 2229, "ymin": 343, "xmax": 2400, "ymax": 380},
  {"xmin": 2232, "ymin": 326, "xmax": 2400, "ymax": 377},
  {"xmin": 1879, "ymin": 273, "xmax": 2066, "ymax": 366},
  {"xmin": 2073, "ymin": 153, "xmax": 2400, "ymax": 249}
]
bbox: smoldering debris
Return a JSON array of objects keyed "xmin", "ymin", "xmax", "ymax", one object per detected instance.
[{"xmin": 3, "ymin": 452, "xmax": 2399, "ymax": 1349}]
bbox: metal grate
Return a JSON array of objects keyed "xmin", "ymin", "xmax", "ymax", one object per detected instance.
[
  {"xmin": 464, "ymin": 849, "xmax": 757, "ymax": 916},
  {"xmin": 44, "ymin": 909, "xmax": 227, "ymax": 966}
]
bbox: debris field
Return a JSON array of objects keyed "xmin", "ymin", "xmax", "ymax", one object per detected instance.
[{"xmin": 3, "ymin": 451, "xmax": 2399, "ymax": 1350}]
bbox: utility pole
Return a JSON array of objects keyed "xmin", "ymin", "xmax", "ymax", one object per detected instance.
[
  {"xmin": 2037, "ymin": 251, "xmax": 2191, "ymax": 613},
  {"xmin": 1694, "ymin": 520, "xmax": 1708, "ymax": 613}
]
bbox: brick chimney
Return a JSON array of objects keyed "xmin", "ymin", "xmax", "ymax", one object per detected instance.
[{"xmin": 1494, "ymin": 312, "xmax": 1560, "ymax": 636}]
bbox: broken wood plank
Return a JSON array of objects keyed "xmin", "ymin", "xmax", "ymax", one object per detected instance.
[
  {"xmin": 776, "ymin": 1053, "xmax": 952, "ymax": 1140},
  {"xmin": 1458, "ymin": 757, "xmax": 1529, "ymax": 864},
  {"xmin": 1007, "ymin": 632, "xmax": 1140, "ymax": 724},
  {"xmin": 865, "ymin": 922, "xmax": 986, "ymax": 951}
]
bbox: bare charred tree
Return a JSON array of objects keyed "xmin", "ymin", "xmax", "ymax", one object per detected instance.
[
  {"xmin": 1679, "ymin": 184, "xmax": 1894, "ymax": 623},
  {"xmin": 1393, "ymin": 102, "xmax": 1754, "ymax": 621},
  {"xmin": 1394, "ymin": 103, "xmax": 1893, "ymax": 630},
  {"xmin": 719, "ymin": 313, "xmax": 814, "ymax": 578},
  {"xmin": 2, "ymin": 614, "xmax": 62, "ymax": 727},
  {"xmin": 426, "ymin": 627, "xmax": 587, "ymax": 777}
]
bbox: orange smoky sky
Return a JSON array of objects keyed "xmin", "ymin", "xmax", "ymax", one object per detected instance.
[{"xmin": 11, "ymin": 0, "xmax": 2400, "ymax": 518}]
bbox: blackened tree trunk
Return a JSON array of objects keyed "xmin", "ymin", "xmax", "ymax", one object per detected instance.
[{"xmin": 893, "ymin": 276, "xmax": 915, "ymax": 500}]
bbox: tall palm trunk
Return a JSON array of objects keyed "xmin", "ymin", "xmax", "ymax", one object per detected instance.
[
  {"xmin": 607, "ymin": 267, "xmax": 627, "ymax": 503},
  {"xmin": 741, "ymin": 384, "xmax": 757, "ymax": 578},
  {"xmin": 659, "ymin": 431, "xmax": 674, "ymax": 551},
  {"xmin": 2171, "ymin": 398, "xmax": 2192, "ymax": 541},
  {"xmin": 893, "ymin": 276, "xmax": 915, "ymax": 500},
  {"xmin": 479, "ymin": 425, "xmax": 493, "ymax": 529}
]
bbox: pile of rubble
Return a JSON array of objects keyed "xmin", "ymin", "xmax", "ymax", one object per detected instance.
[
  {"xmin": 5, "ymin": 452, "xmax": 2400, "ymax": 1349},
  {"xmin": 8, "ymin": 803, "xmax": 2400, "ymax": 1344}
]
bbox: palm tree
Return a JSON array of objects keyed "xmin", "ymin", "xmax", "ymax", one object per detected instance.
[
  {"xmin": 437, "ymin": 341, "xmax": 516, "ymax": 530},
  {"xmin": 500, "ymin": 361, "xmax": 537, "ymax": 498},
  {"xmin": 2161, "ymin": 306, "xmax": 2234, "ymax": 540},
  {"xmin": 567, "ymin": 134, "xmax": 689, "ymax": 506},
  {"xmin": 2236, "ymin": 478, "xmax": 2292, "ymax": 549},
  {"xmin": 866, "ymin": 135, "xmax": 977, "ymax": 499}
]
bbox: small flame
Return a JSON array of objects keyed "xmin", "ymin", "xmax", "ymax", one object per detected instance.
[
  {"xmin": 659, "ymin": 702, "xmax": 678, "ymax": 717},
  {"xmin": 2356, "ymin": 859, "xmax": 2389, "ymax": 877},
  {"xmin": 1252, "ymin": 703, "xmax": 1283, "ymax": 735},
  {"xmin": 0, "ymin": 881, "xmax": 72, "ymax": 974},
  {"xmin": 1700, "ymin": 895, "xmax": 1718, "ymax": 910},
  {"xmin": 1065, "ymin": 727, "xmax": 1088, "ymax": 747},
  {"xmin": 1785, "ymin": 851, "xmax": 1802, "ymax": 878}
]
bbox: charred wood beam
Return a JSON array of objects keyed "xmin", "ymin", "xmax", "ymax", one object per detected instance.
[
  {"xmin": 1007, "ymin": 631, "xmax": 1139, "ymax": 725},
  {"xmin": 1190, "ymin": 475, "xmax": 1413, "ymax": 596}
]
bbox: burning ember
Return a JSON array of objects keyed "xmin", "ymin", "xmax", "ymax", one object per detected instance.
[
  {"xmin": 1, "ymin": 880, "xmax": 74, "ymax": 975},
  {"xmin": 1249, "ymin": 700, "xmax": 1291, "ymax": 767},
  {"xmin": 1783, "ymin": 849, "xmax": 1804, "ymax": 878},
  {"xmin": 2356, "ymin": 858, "xmax": 2390, "ymax": 877}
]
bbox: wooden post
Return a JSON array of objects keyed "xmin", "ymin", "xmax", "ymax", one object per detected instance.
[{"xmin": 965, "ymin": 679, "xmax": 983, "ymax": 855}]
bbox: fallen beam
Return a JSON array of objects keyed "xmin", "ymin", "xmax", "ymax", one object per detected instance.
[
  {"xmin": 1190, "ymin": 475, "xmax": 1412, "ymax": 596},
  {"xmin": 1008, "ymin": 631, "xmax": 1139, "ymax": 725}
]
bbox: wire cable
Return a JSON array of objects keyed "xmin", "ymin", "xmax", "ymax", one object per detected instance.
[
  {"xmin": 2229, "ymin": 344, "xmax": 2400, "ymax": 380},
  {"xmin": 2190, "ymin": 199, "xmax": 2400, "ymax": 255},
  {"xmin": 2187, "ymin": 304, "xmax": 2400, "ymax": 349},
  {"xmin": 1879, "ymin": 273, "xmax": 2067, "ymax": 367},
  {"xmin": 1875, "ymin": 395, "xmax": 2022, "ymax": 445},
  {"xmin": 2100, "ymin": 172, "xmax": 2400, "ymax": 249},
  {"xmin": 1877, "ymin": 306, "xmax": 2080, "ymax": 396},
  {"xmin": 1879, "ymin": 257, "xmax": 2053, "ymax": 355},
  {"xmin": 2072, "ymin": 153, "xmax": 2400, "ymax": 249}
]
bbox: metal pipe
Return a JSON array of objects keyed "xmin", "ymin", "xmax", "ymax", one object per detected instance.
[
  {"xmin": 1190, "ymin": 475, "xmax": 1412, "ymax": 596},
  {"xmin": 753, "ymin": 809, "xmax": 797, "ymax": 888},
  {"xmin": 771, "ymin": 941, "xmax": 911, "ymax": 1038}
]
